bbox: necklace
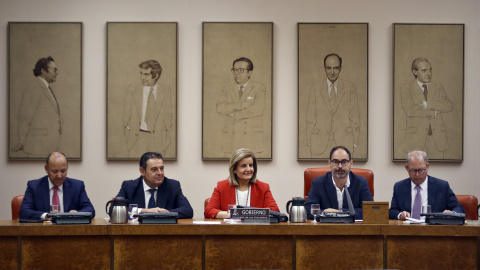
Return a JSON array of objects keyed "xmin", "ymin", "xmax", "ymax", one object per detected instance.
[{"xmin": 235, "ymin": 184, "xmax": 251, "ymax": 206}]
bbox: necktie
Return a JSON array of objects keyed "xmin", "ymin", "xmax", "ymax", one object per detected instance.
[
  {"xmin": 422, "ymin": 84, "xmax": 428, "ymax": 101},
  {"xmin": 329, "ymin": 84, "xmax": 336, "ymax": 110},
  {"xmin": 148, "ymin": 189, "xmax": 156, "ymax": 208},
  {"xmin": 422, "ymin": 84, "xmax": 433, "ymax": 136},
  {"xmin": 239, "ymin": 85, "xmax": 244, "ymax": 100},
  {"xmin": 145, "ymin": 88, "xmax": 156, "ymax": 132},
  {"xmin": 412, "ymin": 185, "xmax": 422, "ymax": 219},
  {"xmin": 52, "ymin": 186, "xmax": 61, "ymax": 212}
]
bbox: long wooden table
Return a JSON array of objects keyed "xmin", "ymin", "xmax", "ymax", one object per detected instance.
[{"xmin": 1, "ymin": 219, "xmax": 479, "ymax": 269}]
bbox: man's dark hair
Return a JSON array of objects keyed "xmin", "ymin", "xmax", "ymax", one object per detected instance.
[
  {"xmin": 33, "ymin": 56, "xmax": 54, "ymax": 77},
  {"xmin": 139, "ymin": 60, "xmax": 162, "ymax": 81},
  {"xmin": 139, "ymin": 152, "xmax": 163, "ymax": 170},
  {"xmin": 45, "ymin": 152, "xmax": 67, "ymax": 166},
  {"xmin": 329, "ymin": 146, "xmax": 351, "ymax": 161},
  {"xmin": 233, "ymin": 57, "xmax": 254, "ymax": 71},
  {"xmin": 323, "ymin": 53, "xmax": 342, "ymax": 68}
]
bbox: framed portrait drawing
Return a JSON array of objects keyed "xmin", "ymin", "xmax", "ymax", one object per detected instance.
[
  {"xmin": 393, "ymin": 24, "xmax": 464, "ymax": 162},
  {"xmin": 202, "ymin": 22, "xmax": 273, "ymax": 160},
  {"xmin": 298, "ymin": 23, "xmax": 368, "ymax": 161},
  {"xmin": 8, "ymin": 22, "xmax": 82, "ymax": 160},
  {"xmin": 107, "ymin": 22, "xmax": 177, "ymax": 160}
]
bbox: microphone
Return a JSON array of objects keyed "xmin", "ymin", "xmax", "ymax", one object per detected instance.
[{"xmin": 344, "ymin": 184, "xmax": 356, "ymax": 217}]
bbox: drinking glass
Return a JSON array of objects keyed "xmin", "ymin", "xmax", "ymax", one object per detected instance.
[
  {"xmin": 128, "ymin": 204, "xmax": 139, "ymax": 220},
  {"xmin": 50, "ymin": 205, "xmax": 60, "ymax": 214},
  {"xmin": 421, "ymin": 205, "xmax": 432, "ymax": 214},
  {"xmin": 311, "ymin": 204, "xmax": 320, "ymax": 223}
]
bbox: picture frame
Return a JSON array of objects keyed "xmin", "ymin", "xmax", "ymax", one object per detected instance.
[
  {"xmin": 8, "ymin": 22, "xmax": 83, "ymax": 160},
  {"xmin": 106, "ymin": 22, "xmax": 178, "ymax": 160},
  {"xmin": 202, "ymin": 22, "xmax": 273, "ymax": 160},
  {"xmin": 393, "ymin": 24, "xmax": 464, "ymax": 162},
  {"xmin": 297, "ymin": 23, "xmax": 368, "ymax": 161}
]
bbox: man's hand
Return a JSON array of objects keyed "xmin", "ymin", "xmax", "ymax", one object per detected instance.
[
  {"xmin": 11, "ymin": 143, "xmax": 24, "ymax": 152},
  {"xmin": 69, "ymin": 210, "xmax": 78, "ymax": 213},
  {"xmin": 400, "ymin": 211, "xmax": 410, "ymax": 220},
  {"xmin": 443, "ymin": 210, "xmax": 454, "ymax": 213},
  {"xmin": 142, "ymin": 207, "xmax": 169, "ymax": 213},
  {"xmin": 323, "ymin": 208, "xmax": 342, "ymax": 213}
]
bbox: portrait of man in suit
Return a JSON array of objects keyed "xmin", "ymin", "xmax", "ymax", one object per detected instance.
[
  {"xmin": 12, "ymin": 56, "xmax": 62, "ymax": 158},
  {"xmin": 306, "ymin": 53, "xmax": 360, "ymax": 159},
  {"xmin": 216, "ymin": 57, "xmax": 266, "ymax": 157},
  {"xmin": 123, "ymin": 60, "xmax": 173, "ymax": 158},
  {"xmin": 400, "ymin": 57, "xmax": 453, "ymax": 159}
]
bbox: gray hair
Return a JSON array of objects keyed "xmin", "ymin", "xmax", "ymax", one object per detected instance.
[{"xmin": 406, "ymin": 150, "xmax": 428, "ymax": 166}]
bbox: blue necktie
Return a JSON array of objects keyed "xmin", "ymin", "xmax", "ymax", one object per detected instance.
[{"xmin": 148, "ymin": 189, "xmax": 156, "ymax": 208}]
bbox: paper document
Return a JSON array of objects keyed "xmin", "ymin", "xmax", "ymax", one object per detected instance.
[
  {"xmin": 405, "ymin": 217, "xmax": 425, "ymax": 223},
  {"xmin": 193, "ymin": 221, "xmax": 221, "ymax": 224}
]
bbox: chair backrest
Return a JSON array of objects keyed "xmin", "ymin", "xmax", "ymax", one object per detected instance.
[
  {"xmin": 456, "ymin": 195, "xmax": 478, "ymax": 220},
  {"xmin": 11, "ymin": 195, "xmax": 24, "ymax": 220},
  {"xmin": 304, "ymin": 167, "xmax": 374, "ymax": 200}
]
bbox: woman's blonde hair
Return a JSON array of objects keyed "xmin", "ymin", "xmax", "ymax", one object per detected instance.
[{"xmin": 228, "ymin": 148, "xmax": 258, "ymax": 186}]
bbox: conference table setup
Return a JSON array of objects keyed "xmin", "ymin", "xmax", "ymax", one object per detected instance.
[{"xmin": 1, "ymin": 217, "xmax": 479, "ymax": 270}]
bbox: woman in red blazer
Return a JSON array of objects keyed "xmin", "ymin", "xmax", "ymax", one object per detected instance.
[{"xmin": 205, "ymin": 148, "xmax": 279, "ymax": 219}]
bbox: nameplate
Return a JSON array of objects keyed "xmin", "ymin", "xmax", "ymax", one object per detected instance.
[{"xmin": 230, "ymin": 208, "xmax": 270, "ymax": 223}]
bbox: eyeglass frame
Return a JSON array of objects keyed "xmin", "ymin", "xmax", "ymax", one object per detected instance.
[
  {"xmin": 231, "ymin": 68, "xmax": 250, "ymax": 74},
  {"xmin": 329, "ymin": 159, "xmax": 351, "ymax": 166},
  {"xmin": 408, "ymin": 168, "xmax": 427, "ymax": 175}
]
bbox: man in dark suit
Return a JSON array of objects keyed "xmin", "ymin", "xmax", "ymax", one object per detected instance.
[
  {"xmin": 216, "ymin": 57, "xmax": 266, "ymax": 157},
  {"xmin": 389, "ymin": 150, "xmax": 464, "ymax": 220},
  {"xmin": 19, "ymin": 152, "xmax": 95, "ymax": 220},
  {"xmin": 305, "ymin": 146, "xmax": 373, "ymax": 219},
  {"xmin": 12, "ymin": 56, "xmax": 62, "ymax": 157},
  {"xmin": 114, "ymin": 152, "xmax": 193, "ymax": 218}
]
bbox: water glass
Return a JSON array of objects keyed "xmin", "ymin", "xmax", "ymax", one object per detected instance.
[
  {"xmin": 128, "ymin": 204, "xmax": 139, "ymax": 220},
  {"xmin": 311, "ymin": 204, "xmax": 320, "ymax": 223},
  {"xmin": 50, "ymin": 205, "xmax": 60, "ymax": 214}
]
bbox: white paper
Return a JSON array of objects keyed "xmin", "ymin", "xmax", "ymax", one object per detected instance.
[
  {"xmin": 405, "ymin": 217, "xmax": 425, "ymax": 223},
  {"xmin": 193, "ymin": 221, "xmax": 221, "ymax": 224}
]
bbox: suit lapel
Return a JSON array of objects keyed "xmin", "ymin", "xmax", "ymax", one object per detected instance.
[
  {"xmin": 241, "ymin": 83, "xmax": 253, "ymax": 102},
  {"xmin": 325, "ymin": 173, "xmax": 339, "ymax": 209},
  {"xmin": 404, "ymin": 180, "xmax": 412, "ymax": 212},
  {"xmin": 333, "ymin": 79, "xmax": 345, "ymax": 113},
  {"xmin": 62, "ymin": 178, "xmax": 70, "ymax": 211},
  {"xmin": 156, "ymin": 180, "xmax": 168, "ymax": 208},
  {"xmin": 41, "ymin": 176, "xmax": 50, "ymax": 211},
  {"xmin": 134, "ymin": 87, "xmax": 144, "ymax": 122},
  {"xmin": 427, "ymin": 177, "xmax": 436, "ymax": 208},
  {"xmin": 36, "ymin": 77, "xmax": 59, "ymax": 114},
  {"xmin": 135, "ymin": 178, "xmax": 146, "ymax": 208},
  {"xmin": 412, "ymin": 81, "xmax": 426, "ymax": 102}
]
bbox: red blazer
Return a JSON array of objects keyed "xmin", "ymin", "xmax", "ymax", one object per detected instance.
[{"xmin": 204, "ymin": 179, "xmax": 280, "ymax": 218}]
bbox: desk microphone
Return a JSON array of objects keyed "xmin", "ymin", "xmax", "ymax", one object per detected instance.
[{"xmin": 344, "ymin": 184, "xmax": 355, "ymax": 217}]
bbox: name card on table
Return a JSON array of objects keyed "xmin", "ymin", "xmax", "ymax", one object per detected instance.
[{"xmin": 230, "ymin": 208, "xmax": 270, "ymax": 223}]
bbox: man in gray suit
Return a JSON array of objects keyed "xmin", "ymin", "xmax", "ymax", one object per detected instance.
[
  {"xmin": 123, "ymin": 60, "xmax": 173, "ymax": 157},
  {"xmin": 306, "ymin": 53, "xmax": 360, "ymax": 158},
  {"xmin": 12, "ymin": 56, "xmax": 62, "ymax": 157},
  {"xmin": 216, "ymin": 57, "xmax": 266, "ymax": 157}
]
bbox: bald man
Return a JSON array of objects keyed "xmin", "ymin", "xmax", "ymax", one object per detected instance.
[{"xmin": 19, "ymin": 152, "xmax": 95, "ymax": 220}]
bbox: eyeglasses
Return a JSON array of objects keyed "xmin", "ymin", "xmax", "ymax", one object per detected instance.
[
  {"xmin": 231, "ymin": 68, "xmax": 248, "ymax": 74},
  {"xmin": 330, "ymin": 159, "xmax": 350, "ymax": 166},
  {"xmin": 408, "ymin": 168, "xmax": 427, "ymax": 175}
]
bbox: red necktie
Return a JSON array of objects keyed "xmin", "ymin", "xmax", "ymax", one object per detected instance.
[{"xmin": 52, "ymin": 186, "xmax": 61, "ymax": 212}]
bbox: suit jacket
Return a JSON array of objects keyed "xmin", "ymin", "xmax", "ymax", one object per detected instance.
[
  {"xmin": 19, "ymin": 176, "xmax": 95, "ymax": 220},
  {"xmin": 115, "ymin": 176, "xmax": 193, "ymax": 219},
  {"xmin": 305, "ymin": 171, "xmax": 373, "ymax": 219},
  {"xmin": 17, "ymin": 77, "xmax": 62, "ymax": 156},
  {"xmin": 306, "ymin": 78, "xmax": 360, "ymax": 155},
  {"xmin": 123, "ymin": 83, "xmax": 173, "ymax": 155},
  {"xmin": 400, "ymin": 80, "xmax": 453, "ymax": 152},
  {"xmin": 204, "ymin": 179, "xmax": 279, "ymax": 218},
  {"xmin": 389, "ymin": 176, "xmax": 464, "ymax": 219},
  {"xmin": 216, "ymin": 80, "xmax": 266, "ymax": 153}
]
